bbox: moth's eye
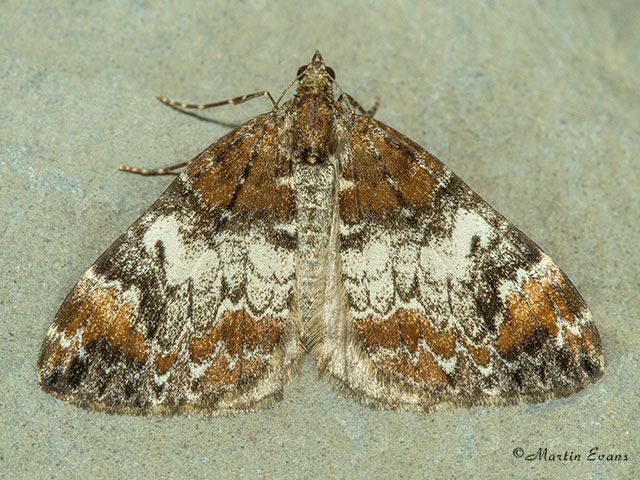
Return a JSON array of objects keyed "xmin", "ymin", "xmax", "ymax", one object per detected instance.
[
  {"xmin": 296, "ymin": 65, "xmax": 308, "ymax": 77},
  {"xmin": 325, "ymin": 66, "xmax": 336, "ymax": 80}
]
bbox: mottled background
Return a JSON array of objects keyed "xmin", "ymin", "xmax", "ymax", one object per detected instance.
[{"xmin": 1, "ymin": 1, "xmax": 638, "ymax": 479}]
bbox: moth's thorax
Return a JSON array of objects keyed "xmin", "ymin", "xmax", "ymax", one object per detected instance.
[{"xmin": 290, "ymin": 92, "xmax": 341, "ymax": 164}]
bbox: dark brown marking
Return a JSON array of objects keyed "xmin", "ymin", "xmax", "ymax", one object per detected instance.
[
  {"xmin": 338, "ymin": 187, "xmax": 359, "ymax": 224},
  {"xmin": 370, "ymin": 133, "xmax": 436, "ymax": 205},
  {"xmin": 234, "ymin": 129, "xmax": 295, "ymax": 220},
  {"xmin": 192, "ymin": 134, "xmax": 256, "ymax": 208},
  {"xmin": 348, "ymin": 133, "xmax": 400, "ymax": 211},
  {"xmin": 495, "ymin": 291, "xmax": 536, "ymax": 355}
]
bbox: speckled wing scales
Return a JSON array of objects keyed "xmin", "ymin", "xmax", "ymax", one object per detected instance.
[
  {"xmin": 37, "ymin": 113, "xmax": 304, "ymax": 414},
  {"xmin": 316, "ymin": 116, "xmax": 603, "ymax": 411}
]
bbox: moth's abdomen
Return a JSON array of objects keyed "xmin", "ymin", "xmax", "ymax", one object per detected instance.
[{"xmin": 293, "ymin": 162, "xmax": 335, "ymax": 323}]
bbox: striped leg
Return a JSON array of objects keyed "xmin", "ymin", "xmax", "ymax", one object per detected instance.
[{"xmin": 120, "ymin": 91, "xmax": 276, "ymax": 176}]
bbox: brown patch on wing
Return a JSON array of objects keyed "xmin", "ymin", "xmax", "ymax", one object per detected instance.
[
  {"xmin": 188, "ymin": 118, "xmax": 295, "ymax": 220},
  {"xmin": 416, "ymin": 312, "xmax": 456, "ymax": 358},
  {"xmin": 340, "ymin": 118, "xmax": 442, "ymax": 223},
  {"xmin": 38, "ymin": 337, "xmax": 68, "ymax": 370},
  {"xmin": 524, "ymin": 279, "xmax": 560, "ymax": 335},
  {"xmin": 544, "ymin": 278, "xmax": 601, "ymax": 358},
  {"xmin": 372, "ymin": 120, "xmax": 448, "ymax": 177},
  {"xmin": 155, "ymin": 350, "xmax": 179, "ymax": 376},
  {"xmin": 189, "ymin": 309, "xmax": 283, "ymax": 394},
  {"xmin": 338, "ymin": 186, "xmax": 359, "ymax": 224},
  {"xmin": 189, "ymin": 133, "xmax": 254, "ymax": 207},
  {"xmin": 369, "ymin": 132, "xmax": 438, "ymax": 205},
  {"xmin": 345, "ymin": 135, "xmax": 400, "ymax": 208},
  {"xmin": 233, "ymin": 128, "xmax": 295, "ymax": 220},
  {"xmin": 354, "ymin": 309, "xmax": 456, "ymax": 389},
  {"xmin": 495, "ymin": 275, "xmax": 599, "ymax": 358},
  {"xmin": 463, "ymin": 340, "xmax": 491, "ymax": 366},
  {"xmin": 495, "ymin": 290, "xmax": 536, "ymax": 355},
  {"xmin": 40, "ymin": 287, "xmax": 147, "ymax": 366}
]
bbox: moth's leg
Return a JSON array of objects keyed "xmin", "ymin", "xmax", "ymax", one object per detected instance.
[
  {"xmin": 119, "ymin": 161, "xmax": 189, "ymax": 176},
  {"xmin": 338, "ymin": 93, "xmax": 380, "ymax": 117},
  {"xmin": 156, "ymin": 90, "xmax": 276, "ymax": 110},
  {"xmin": 120, "ymin": 91, "xmax": 277, "ymax": 176}
]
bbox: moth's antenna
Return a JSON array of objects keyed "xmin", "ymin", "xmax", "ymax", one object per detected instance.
[{"xmin": 274, "ymin": 70, "xmax": 307, "ymax": 108}]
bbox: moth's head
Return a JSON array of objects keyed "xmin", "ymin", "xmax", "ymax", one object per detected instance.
[{"xmin": 295, "ymin": 50, "xmax": 336, "ymax": 86}]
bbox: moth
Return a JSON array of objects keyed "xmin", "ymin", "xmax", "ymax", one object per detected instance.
[{"xmin": 38, "ymin": 51, "xmax": 603, "ymax": 414}]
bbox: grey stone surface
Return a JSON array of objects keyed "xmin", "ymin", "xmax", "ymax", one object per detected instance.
[{"xmin": 1, "ymin": 1, "xmax": 637, "ymax": 479}]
